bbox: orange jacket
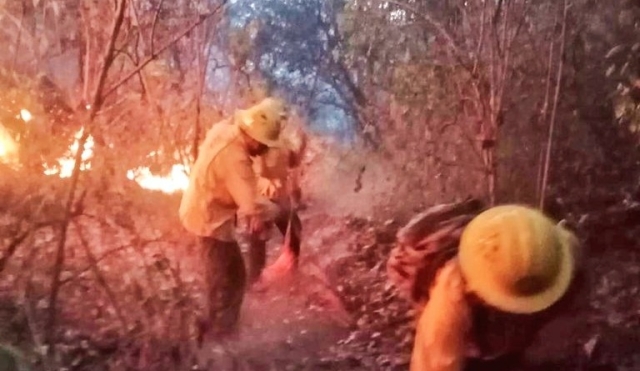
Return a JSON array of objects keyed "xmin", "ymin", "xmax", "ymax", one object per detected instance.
[
  {"xmin": 410, "ymin": 259, "xmax": 471, "ymax": 371},
  {"xmin": 410, "ymin": 242, "xmax": 584, "ymax": 371}
]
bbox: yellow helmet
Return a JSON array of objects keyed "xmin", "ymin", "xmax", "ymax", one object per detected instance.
[
  {"xmin": 237, "ymin": 97, "xmax": 287, "ymax": 148},
  {"xmin": 458, "ymin": 204, "xmax": 578, "ymax": 314}
]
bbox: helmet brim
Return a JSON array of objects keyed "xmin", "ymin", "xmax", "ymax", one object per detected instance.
[{"xmin": 237, "ymin": 112, "xmax": 283, "ymax": 148}]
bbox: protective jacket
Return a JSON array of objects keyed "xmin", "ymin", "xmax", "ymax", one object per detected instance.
[
  {"xmin": 179, "ymin": 117, "xmax": 262, "ymax": 241},
  {"xmin": 387, "ymin": 201, "xmax": 584, "ymax": 371}
]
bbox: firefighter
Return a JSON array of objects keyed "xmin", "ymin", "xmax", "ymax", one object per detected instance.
[
  {"xmin": 249, "ymin": 124, "xmax": 307, "ymax": 285},
  {"xmin": 407, "ymin": 204, "xmax": 583, "ymax": 371},
  {"xmin": 179, "ymin": 97, "xmax": 287, "ymax": 341}
]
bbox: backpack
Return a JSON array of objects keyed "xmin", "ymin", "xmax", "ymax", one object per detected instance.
[{"xmin": 386, "ymin": 197, "xmax": 485, "ymax": 309}]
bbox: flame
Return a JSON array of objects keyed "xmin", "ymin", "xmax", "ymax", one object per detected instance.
[
  {"xmin": 126, "ymin": 164, "xmax": 189, "ymax": 193},
  {"xmin": 44, "ymin": 128, "xmax": 94, "ymax": 178},
  {"xmin": 0, "ymin": 108, "xmax": 32, "ymax": 165},
  {"xmin": 0, "ymin": 125, "xmax": 18, "ymax": 164},
  {"xmin": 20, "ymin": 109, "xmax": 33, "ymax": 122},
  {"xmin": 3, "ymin": 109, "xmax": 190, "ymax": 194}
]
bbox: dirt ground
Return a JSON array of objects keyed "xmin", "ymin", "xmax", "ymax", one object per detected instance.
[
  {"xmin": 184, "ymin": 203, "xmax": 640, "ymax": 371},
  {"xmin": 189, "ymin": 206, "xmax": 640, "ymax": 371},
  {"xmin": 193, "ymin": 211, "xmax": 366, "ymax": 370},
  {"xmin": 2, "ymin": 179, "xmax": 640, "ymax": 371}
]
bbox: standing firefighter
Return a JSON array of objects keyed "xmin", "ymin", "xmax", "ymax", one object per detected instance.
[
  {"xmin": 250, "ymin": 125, "xmax": 307, "ymax": 283},
  {"xmin": 387, "ymin": 202, "xmax": 584, "ymax": 371},
  {"xmin": 179, "ymin": 97, "xmax": 287, "ymax": 340}
]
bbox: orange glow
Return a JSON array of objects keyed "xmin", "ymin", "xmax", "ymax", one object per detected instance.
[
  {"xmin": 4, "ymin": 110, "xmax": 190, "ymax": 194},
  {"xmin": 126, "ymin": 164, "xmax": 189, "ymax": 193},
  {"xmin": 43, "ymin": 128, "xmax": 94, "ymax": 178},
  {"xmin": 20, "ymin": 109, "xmax": 33, "ymax": 122},
  {"xmin": 0, "ymin": 125, "xmax": 18, "ymax": 164}
]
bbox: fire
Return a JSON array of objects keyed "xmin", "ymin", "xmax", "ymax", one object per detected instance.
[
  {"xmin": 0, "ymin": 125, "xmax": 19, "ymax": 165},
  {"xmin": 0, "ymin": 126, "xmax": 16, "ymax": 158},
  {"xmin": 20, "ymin": 109, "xmax": 33, "ymax": 122},
  {"xmin": 126, "ymin": 164, "xmax": 189, "ymax": 194},
  {"xmin": 2, "ymin": 110, "xmax": 190, "ymax": 194},
  {"xmin": 0, "ymin": 107, "xmax": 32, "ymax": 165},
  {"xmin": 43, "ymin": 128, "xmax": 94, "ymax": 178}
]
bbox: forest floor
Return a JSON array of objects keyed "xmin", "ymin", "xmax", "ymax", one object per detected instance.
[
  {"xmin": 194, "ymin": 202, "xmax": 640, "ymax": 371},
  {"xmin": 1, "ymin": 171, "xmax": 640, "ymax": 371}
]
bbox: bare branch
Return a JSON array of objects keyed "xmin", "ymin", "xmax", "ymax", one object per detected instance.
[
  {"xmin": 92, "ymin": 0, "xmax": 129, "ymax": 112},
  {"xmin": 11, "ymin": 3, "xmax": 26, "ymax": 70},
  {"xmin": 536, "ymin": 35, "xmax": 557, "ymax": 200},
  {"xmin": 150, "ymin": 0, "xmax": 166, "ymax": 53},
  {"xmin": 24, "ymin": 276, "xmax": 47, "ymax": 366},
  {"xmin": 102, "ymin": 2, "xmax": 227, "ymax": 100},
  {"xmin": 80, "ymin": 3, "xmax": 93, "ymax": 104},
  {"xmin": 46, "ymin": 0, "xmax": 129, "ymax": 358},
  {"xmin": 472, "ymin": 0, "xmax": 488, "ymax": 75},
  {"xmin": 193, "ymin": 21, "xmax": 216, "ymax": 161},
  {"xmin": 0, "ymin": 230, "xmax": 30, "ymax": 274},
  {"xmin": 60, "ymin": 245, "xmax": 128, "ymax": 286},
  {"xmin": 129, "ymin": 4, "xmax": 162, "ymax": 111},
  {"xmin": 0, "ymin": 8, "xmax": 38, "ymax": 64},
  {"xmin": 59, "ymin": 234, "xmax": 179, "ymax": 286},
  {"xmin": 72, "ymin": 221, "xmax": 129, "ymax": 331},
  {"xmin": 540, "ymin": 0, "xmax": 570, "ymax": 210},
  {"xmin": 495, "ymin": 0, "xmax": 512, "ymax": 122},
  {"xmin": 117, "ymin": 49, "xmax": 152, "ymax": 98},
  {"xmin": 386, "ymin": 0, "xmax": 461, "ymax": 56},
  {"xmin": 1, "ymin": 206, "xmax": 84, "ymax": 274},
  {"xmin": 428, "ymin": 152, "xmax": 485, "ymax": 172}
]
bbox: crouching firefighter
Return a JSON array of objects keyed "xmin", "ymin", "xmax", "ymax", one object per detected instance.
[
  {"xmin": 250, "ymin": 124, "xmax": 308, "ymax": 284},
  {"xmin": 179, "ymin": 97, "xmax": 287, "ymax": 342},
  {"xmin": 387, "ymin": 203, "xmax": 584, "ymax": 371}
]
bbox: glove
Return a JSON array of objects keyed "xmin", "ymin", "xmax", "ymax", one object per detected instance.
[{"xmin": 257, "ymin": 177, "xmax": 282, "ymax": 200}]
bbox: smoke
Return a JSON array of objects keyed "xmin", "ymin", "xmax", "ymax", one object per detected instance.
[{"xmin": 301, "ymin": 137, "xmax": 409, "ymax": 220}]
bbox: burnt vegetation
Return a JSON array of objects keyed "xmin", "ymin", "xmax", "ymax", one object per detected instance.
[{"xmin": 1, "ymin": 0, "xmax": 640, "ymax": 370}]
